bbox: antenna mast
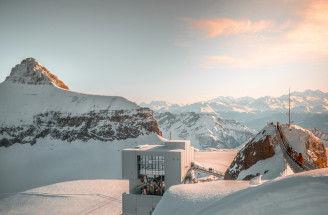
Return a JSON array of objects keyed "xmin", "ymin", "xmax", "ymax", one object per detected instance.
[{"xmin": 289, "ymin": 88, "xmax": 291, "ymax": 127}]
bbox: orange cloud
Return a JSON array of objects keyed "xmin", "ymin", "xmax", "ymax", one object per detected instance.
[
  {"xmin": 203, "ymin": 0, "xmax": 328, "ymax": 69},
  {"xmin": 186, "ymin": 18, "xmax": 274, "ymax": 38},
  {"xmin": 285, "ymin": 0, "xmax": 328, "ymax": 56}
]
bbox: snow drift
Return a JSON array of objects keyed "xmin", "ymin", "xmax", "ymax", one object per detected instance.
[{"xmin": 154, "ymin": 168, "xmax": 328, "ymax": 215}]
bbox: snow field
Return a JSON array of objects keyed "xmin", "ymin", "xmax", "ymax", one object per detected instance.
[
  {"xmin": 194, "ymin": 150, "xmax": 238, "ymax": 173},
  {"xmin": 0, "ymin": 82, "xmax": 139, "ymax": 125},
  {"xmin": 0, "ymin": 180, "xmax": 128, "ymax": 215},
  {"xmin": 154, "ymin": 168, "xmax": 328, "ymax": 215},
  {"xmin": 0, "ymin": 134, "xmax": 164, "ymax": 200},
  {"xmin": 153, "ymin": 180, "xmax": 251, "ymax": 215}
]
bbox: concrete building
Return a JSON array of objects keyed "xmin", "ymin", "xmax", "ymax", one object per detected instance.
[{"xmin": 122, "ymin": 140, "xmax": 194, "ymax": 215}]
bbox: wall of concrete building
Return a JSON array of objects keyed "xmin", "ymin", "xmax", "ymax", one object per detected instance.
[
  {"xmin": 122, "ymin": 150, "xmax": 137, "ymax": 179},
  {"xmin": 164, "ymin": 151, "xmax": 181, "ymax": 188},
  {"xmin": 122, "ymin": 142, "xmax": 194, "ymax": 215},
  {"xmin": 122, "ymin": 193, "xmax": 162, "ymax": 215},
  {"xmin": 165, "ymin": 141, "xmax": 187, "ymax": 149}
]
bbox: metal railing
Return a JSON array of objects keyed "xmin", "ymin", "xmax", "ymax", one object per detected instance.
[
  {"xmin": 275, "ymin": 125, "xmax": 319, "ymax": 173},
  {"xmin": 191, "ymin": 163, "xmax": 224, "ymax": 178}
]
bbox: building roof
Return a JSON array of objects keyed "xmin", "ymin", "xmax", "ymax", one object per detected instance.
[{"xmin": 123, "ymin": 140, "xmax": 191, "ymax": 153}]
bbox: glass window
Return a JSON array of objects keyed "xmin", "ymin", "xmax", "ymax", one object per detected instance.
[{"xmin": 137, "ymin": 154, "xmax": 165, "ymax": 176}]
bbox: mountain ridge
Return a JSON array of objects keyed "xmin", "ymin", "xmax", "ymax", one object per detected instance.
[
  {"xmin": 155, "ymin": 112, "xmax": 256, "ymax": 149},
  {"xmin": 0, "ymin": 58, "xmax": 161, "ymax": 145},
  {"xmin": 140, "ymin": 89, "xmax": 328, "ymax": 114},
  {"xmin": 141, "ymin": 90, "xmax": 328, "ymax": 131}
]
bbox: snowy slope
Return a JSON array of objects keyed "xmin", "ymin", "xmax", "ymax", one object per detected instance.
[
  {"xmin": 156, "ymin": 112, "xmax": 256, "ymax": 149},
  {"xmin": 0, "ymin": 58, "xmax": 161, "ymax": 145},
  {"xmin": 0, "ymin": 134, "xmax": 165, "ymax": 200},
  {"xmin": 154, "ymin": 180, "xmax": 251, "ymax": 215},
  {"xmin": 0, "ymin": 58, "xmax": 164, "ymax": 201},
  {"xmin": 0, "ymin": 58, "xmax": 139, "ymax": 126},
  {"xmin": 0, "ymin": 180, "xmax": 128, "ymax": 215},
  {"xmin": 154, "ymin": 168, "xmax": 328, "ymax": 215},
  {"xmin": 0, "ymin": 82, "xmax": 139, "ymax": 126}
]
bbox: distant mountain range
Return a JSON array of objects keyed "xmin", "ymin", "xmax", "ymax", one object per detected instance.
[
  {"xmin": 140, "ymin": 90, "xmax": 328, "ymax": 131},
  {"xmin": 155, "ymin": 112, "xmax": 256, "ymax": 149}
]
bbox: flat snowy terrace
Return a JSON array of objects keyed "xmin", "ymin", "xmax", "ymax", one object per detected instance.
[
  {"xmin": 194, "ymin": 150, "xmax": 238, "ymax": 172},
  {"xmin": 154, "ymin": 168, "xmax": 328, "ymax": 215},
  {"xmin": 0, "ymin": 180, "xmax": 128, "ymax": 215}
]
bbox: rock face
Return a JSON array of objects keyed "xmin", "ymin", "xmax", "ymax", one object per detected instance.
[
  {"xmin": 224, "ymin": 126, "xmax": 282, "ymax": 180},
  {"xmin": 308, "ymin": 127, "xmax": 328, "ymax": 147},
  {"xmin": 155, "ymin": 112, "xmax": 256, "ymax": 149},
  {"xmin": 0, "ymin": 58, "xmax": 161, "ymax": 147},
  {"xmin": 224, "ymin": 124, "xmax": 327, "ymax": 180},
  {"xmin": 5, "ymin": 58, "xmax": 69, "ymax": 90},
  {"xmin": 0, "ymin": 108, "xmax": 161, "ymax": 147}
]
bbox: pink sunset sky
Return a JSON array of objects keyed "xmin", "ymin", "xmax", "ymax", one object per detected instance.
[{"xmin": 0, "ymin": 0, "xmax": 327, "ymax": 103}]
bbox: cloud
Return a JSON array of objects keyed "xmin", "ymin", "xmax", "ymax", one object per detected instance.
[
  {"xmin": 203, "ymin": 0, "xmax": 328, "ymax": 69},
  {"xmin": 185, "ymin": 18, "xmax": 274, "ymax": 39}
]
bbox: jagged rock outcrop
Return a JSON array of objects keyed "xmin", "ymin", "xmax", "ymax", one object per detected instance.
[
  {"xmin": 155, "ymin": 112, "xmax": 256, "ymax": 149},
  {"xmin": 5, "ymin": 57, "xmax": 69, "ymax": 89},
  {"xmin": 224, "ymin": 126, "xmax": 281, "ymax": 180},
  {"xmin": 308, "ymin": 127, "xmax": 328, "ymax": 147},
  {"xmin": 224, "ymin": 124, "xmax": 327, "ymax": 181}
]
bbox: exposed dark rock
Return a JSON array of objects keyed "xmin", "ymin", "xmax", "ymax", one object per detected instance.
[
  {"xmin": 224, "ymin": 129, "xmax": 279, "ymax": 180},
  {"xmin": 0, "ymin": 108, "xmax": 161, "ymax": 147}
]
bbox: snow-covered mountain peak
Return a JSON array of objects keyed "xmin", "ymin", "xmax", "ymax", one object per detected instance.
[{"xmin": 5, "ymin": 57, "xmax": 69, "ymax": 90}]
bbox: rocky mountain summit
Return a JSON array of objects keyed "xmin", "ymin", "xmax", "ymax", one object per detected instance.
[
  {"xmin": 0, "ymin": 58, "xmax": 161, "ymax": 146},
  {"xmin": 5, "ymin": 58, "xmax": 69, "ymax": 90},
  {"xmin": 224, "ymin": 124, "xmax": 327, "ymax": 180}
]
